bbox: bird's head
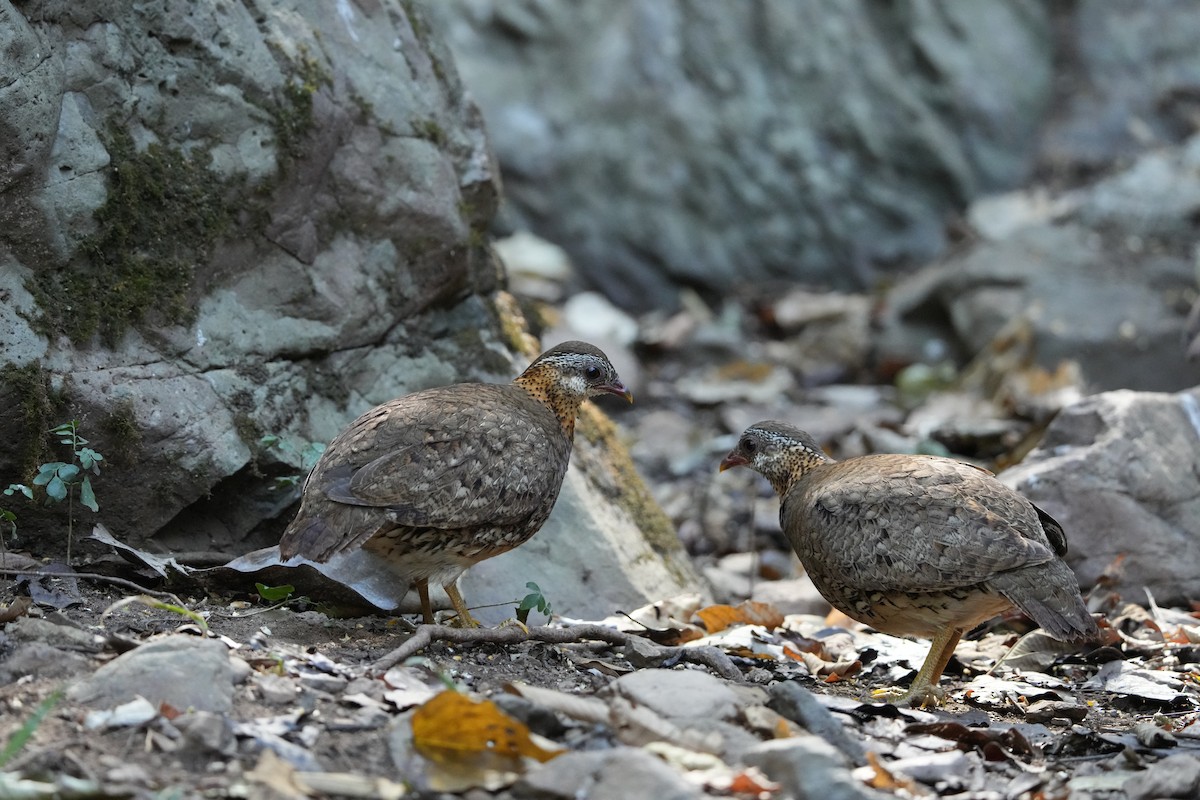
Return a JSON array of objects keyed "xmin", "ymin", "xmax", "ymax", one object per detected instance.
[
  {"xmin": 516, "ymin": 341, "xmax": 632, "ymax": 431},
  {"xmin": 719, "ymin": 420, "xmax": 831, "ymax": 496}
]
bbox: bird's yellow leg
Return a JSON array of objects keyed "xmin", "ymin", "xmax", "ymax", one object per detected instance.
[
  {"xmin": 873, "ymin": 627, "xmax": 963, "ymax": 708},
  {"xmin": 416, "ymin": 579, "xmax": 435, "ymax": 625},
  {"xmin": 444, "ymin": 582, "xmax": 481, "ymax": 628}
]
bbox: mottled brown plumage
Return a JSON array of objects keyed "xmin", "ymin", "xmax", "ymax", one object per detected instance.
[
  {"xmin": 720, "ymin": 421, "xmax": 1097, "ymax": 706},
  {"xmin": 281, "ymin": 341, "xmax": 632, "ymax": 626}
]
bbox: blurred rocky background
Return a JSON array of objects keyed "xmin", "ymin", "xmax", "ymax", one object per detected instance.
[{"xmin": 3, "ymin": 0, "xmax": 1200, "ymax": 617}]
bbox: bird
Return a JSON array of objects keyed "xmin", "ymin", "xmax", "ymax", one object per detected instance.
[
  {"xmin": 279, "ymin": 341, "xmax": 633, "ymax": 627},
  {"xmin": 719, "ymin": 420, "xmax": 1098, "ymax": 707}
]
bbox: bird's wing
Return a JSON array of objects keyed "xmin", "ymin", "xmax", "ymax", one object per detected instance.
[
  {"xmin": 309, "ymin": 385, "xmax": 569, "ymax": 529},
  {"xmin": 785, "ymin": 455, "xmax": 1060, "ymax": 594}
]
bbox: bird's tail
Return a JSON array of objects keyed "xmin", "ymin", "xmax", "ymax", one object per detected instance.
[
  {"xmin": 992, "ymin": 561, "xmax": 1099, "ymax": 641},
  {"xmin": 280, "ymin": 516, "xmax": 341, "ymax": 562}
]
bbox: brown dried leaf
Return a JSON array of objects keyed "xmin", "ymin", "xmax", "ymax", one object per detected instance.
[
  {"xmin": 0, "ymin": 596, "xmax": 32, "ymax": 624},
  {"xmin": 411, "ymin": 690, "xmax": 562, "ymax": 765},
  {"xmin": 906, "ymin": 721, "xmax": 1034, "ymax": 760},
  {"xmin": 727, "ymin": 767, "xmax": 781, "ymax": 795},
  {"xmin": 696, "ymin": 600, "xmax": 785, "ymax": 633},
  {"xmin": 864, "ymin": 751, "xmax": 920, "ymax": 792}
]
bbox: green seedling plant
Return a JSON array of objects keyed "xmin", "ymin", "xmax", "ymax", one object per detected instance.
[
  {"xmin": 0, "ymin": 508, "xmax": 13, "ymax": 560},
  {"xmin": 0, "ymin": 489, "xmax": 23, "ymax": 556},
  {"xmin": 260, "ymin": 434, "xmax": 325, "ymax": 489},
  {"xmin": 102, "ymin": 594, "xmax": 209, "ymax": 632},
  {"xmin": 0, "ymin": 687, "xmax": 63, "ymax": 769},
  {"xmin": 256, "ymin": 582, "xmax": 296, "ymax": 603},
  {"xmin": 515, "ymin": 581, "xmax": 553, "ymax": 625},
  {"xmin": 29, "ymin": 421, "xmax": 104, "ymax": 565}
]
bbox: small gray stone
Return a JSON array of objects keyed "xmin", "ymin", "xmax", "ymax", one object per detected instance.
[
  {"xmin": 175, "ymin": 711, "xmax": 237, "ymax": 757},
  {"xmin": 6, "ymin": 616, "xmax": 101, "ymax": 651},
  {"xmin": 255, "ymin": 674, "xmax": 299, "ymax": 706},
  {"xmin": 767, "ymin": 682, "xmax": 866, "ymax": 766},
  {"xmin": 0, "ymin": 641, "xmax": 92, "ymax": 684},
  {"xmin": 1124, "ymin": 753, "xmax": 1200, "ymax": 800},
  {"xmin": 744, "ymin": 737, "xmax": 892, "ymax": 800},
  {"xmin": 296, "ymin": 670, "xmax": 348, "ymax": 695},
  {"xmin": 513, "ymin": 747, "xmax": 701, "ymax": 800},
  {"xmin": 609, "ymin": 668, "xmax": 739, "ymax": 724},
  {"xmin": 68, "ymin": 635, "xmax": 234, "ymax": 713},
  {"xmin": 228, "ymin": 655, "xmax": 252, "ymax": 684}
]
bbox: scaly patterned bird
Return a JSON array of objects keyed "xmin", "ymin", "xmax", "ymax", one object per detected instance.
[
  {"xmin": 280, "ymin": 341, "xmax": 632, "ymax": 626},
  {"xmin": 720, "ymin": 421, "xmax": 1097, "ymax": 706}
]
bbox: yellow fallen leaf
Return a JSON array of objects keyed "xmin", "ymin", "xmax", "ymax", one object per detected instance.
[
  {"xmin": 696, "ymin": 600, "xmax": 785, "ymax": 633},
  {"xmin": 411, "ymin": 690, "xmax": 562, "ymax": 765}
]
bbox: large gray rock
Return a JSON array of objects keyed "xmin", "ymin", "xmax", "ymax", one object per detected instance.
[
  {"xmin": 0, "ymin": 0, "xmax": 699, "ymax": 619},
  {"xmin": 1039, "ymin": 0, "xmax": 1200, "ymax": 173},
  {"xmin": 1001, "ymin": 389, "xmax": 1200, "ymax": 605},
  {"xmin": 877, "ymin": 135, "xmax": 1200, "ymax": 392},
  {"xmin": 1, "ymin": 1, "xmax": 501, "ymax": 554},
  {"xmin": 422, "ymin": 0, "xmax": 1055, "ymax": 310}
]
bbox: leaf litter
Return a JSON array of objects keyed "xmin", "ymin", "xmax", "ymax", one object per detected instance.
[{"xmin": 2, "ymin": 526, "xmax": 1200, "ymax": 797}]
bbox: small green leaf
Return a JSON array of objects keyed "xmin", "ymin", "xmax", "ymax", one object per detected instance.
[
  {"xmin": 80, "ymin": 477, "xmax": 98, "ymax": 512},
  {"xmin": 0, "ymin": 509, "xmax": 14, "ymax": 523},
  {"xmin": 33, "ymin": 463, "xmax": 65, "ymax": 485},
  {"xmin": 57, "ymin": 463, "xmax": 80, "ymax": 482},
  {"xmin": 45, "ymin": 476, "xmax": 67, "ymax": 502},
  {"xmin": 79, "ymin": 448, "xmax": 103, "ymax": 471},
  {"xmin": 255, "ymin": 583, "xmax": 296, "ymax": 602},
  {"xmin": 4, "ymin": 484, "xmax": 31, "ymax": 500},
  {"xmin": 259, "ymin": 434, "xmax": 282, "ymax": 448}
]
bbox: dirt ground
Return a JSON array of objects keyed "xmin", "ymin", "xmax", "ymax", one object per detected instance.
[{"xmin": 2, "ymin": 564, "xmax": 1198, "ymax": 799}]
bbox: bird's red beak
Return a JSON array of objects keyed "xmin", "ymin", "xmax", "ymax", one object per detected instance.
[
  {"xmin": 600, "ymin": 381, "xmax": 634, "ymax": 404},
  {"xmin": 719, "ymin": 452, "xmax": 748, "ymax": 472}
]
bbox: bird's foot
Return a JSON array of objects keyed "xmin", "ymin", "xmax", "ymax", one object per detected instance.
[
  {"xmin": 871, "ymin": 683, "xmax": 945, "ymax": 709},
  {"xmin": 442, "ymin": 583, "xmax": 481, "ymax": 628},
  {"xmin": 446, "ymin": 609, "xmax": 482, "ymax": 628},
  {"xmin": 497, "ymin": 617, "xmax": 530, "ymax": 634}
]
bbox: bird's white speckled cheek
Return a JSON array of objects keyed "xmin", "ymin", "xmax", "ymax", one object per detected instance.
[{"xmin": 562, "ymin": 373, "xmax": 589, "ymax": 395}]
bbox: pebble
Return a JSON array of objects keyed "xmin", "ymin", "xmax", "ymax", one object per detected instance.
[
  {"xmin": 513, "ymin": 747, "xmax": 703, "ymax": 800},
  {"xmin": 743, "ymin": 737, "xmax": 890, "ymax": 800},
  {"xmin": 67, "ymin": 635, "xmax": 235, "ymax": 713},
  {"xmin": 608, "ymin": 668, "xmax": 739, "ymax": 724}
]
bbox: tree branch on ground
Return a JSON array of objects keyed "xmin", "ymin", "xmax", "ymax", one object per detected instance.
[{"xmin": 374, "ymin": 622, "xmax": 743, "ymax": 680}]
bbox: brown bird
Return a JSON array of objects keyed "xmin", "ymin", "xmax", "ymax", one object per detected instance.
[
  {"xmin": 280, "ymin": 341, "xmax": 632, "ymax": 626},
  {"xmin": 720, "ymin": 421, "xmax": 1097, "ymax": 706}
]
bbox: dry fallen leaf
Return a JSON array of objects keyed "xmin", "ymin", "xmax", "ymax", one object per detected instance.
[
  {"xmin": 411, "ymin": 690, "xmax": 562, "ymax": 765},
  {"xmin": 906, "ymin": 721, "xmax": 1034, "ymax": 762},
  {"xmin": 696, "ymin": 600, "xmax": 785, "ymax": 634},
  {"xmin": 864, "ymin": 751, "xmax": 921, "ymax": 793},
  {"xmin": 0, "ymin": 596, "xmax": 32, "ymax": 624}
]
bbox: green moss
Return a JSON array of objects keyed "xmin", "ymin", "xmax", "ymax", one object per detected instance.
[
  {"xmin": 32, "ymin": 126, "xmax": 239, "ymax": 346},
  {"xmin": 0, "ymin": 362, "xmax": 64, "ymax": 476},
  {"xmin": 269, "ymin": 49, "xmax": 332, "ymax": 164},
  {"xmin": 100, "ymin": 398, "xmax": 142, "ymax": 468},
  {"xmin": 411, "ymin": 118, "xmax": 447, "ymax": 147},
  {"xmin": 233, "ymin": 412, "xmax": 265, "ymax": 451},
  {"xmin": 578, "ymin": 407, "xmax": 682, "ymax": 559}
]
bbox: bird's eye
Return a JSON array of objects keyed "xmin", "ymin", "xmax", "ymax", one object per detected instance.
[
  {"xmin": 742, "ymin": 437, "xmax": 757, "ymax": 453},
  {"xmin": 585, "ymin": 365, "xmax": 601, "ymax": 380}
]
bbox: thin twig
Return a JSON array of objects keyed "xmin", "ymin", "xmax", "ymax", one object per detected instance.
[
  {"xmin": 0, "ymin": 567, "xmax": 184, "ymax": 604},
  {"xmin": 373, "ymin": 622, "xmax": 743, "ymax": 681}
]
